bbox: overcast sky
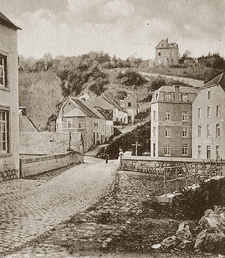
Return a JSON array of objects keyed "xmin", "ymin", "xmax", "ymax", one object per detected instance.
[{"xmin": 1, "ymin": 0, "xmax": 225, "ymax": 60}]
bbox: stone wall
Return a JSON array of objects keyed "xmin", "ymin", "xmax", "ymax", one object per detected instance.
[
  {"xmin": 121, "ymin": 156, "xmax": 225, "ymax": 176},
  {"xmin": 20, "ymin": 151, "xmax": 83, "ymax": 178},
  {"xmin": 20, "ymin": 132, "xmax": 83, "ymax": 155}
]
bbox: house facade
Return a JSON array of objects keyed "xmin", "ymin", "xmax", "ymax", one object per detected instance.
[
  {"xmin": 120, "ymin": 93, "xmax": 139, "ymax": 124},
  {"xmin": 101, "ymin": 94, "xmax": 128, "ymax": 124},
  {"xmin": 150, "ymin": 85, "xmax": 198, "ymax": 158},
  {"xmin": 192, "ymin": 73, "xmax": 225, "ymax": 160},
  {"xmin": 0, "ymin": 13, "xmax": 20, "ymax": 180},
  {"xmin": 56, "ymin": 97, "xmax": 111, "ymax": 152},
  {"xmin": 155, "ymin": 38, "xmax": 179, "ymax": 66}
]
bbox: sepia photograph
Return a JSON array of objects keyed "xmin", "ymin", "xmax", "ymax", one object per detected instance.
[{"xmin": 0, "ymin": 0, "xmax": 225, "ymax": 257}]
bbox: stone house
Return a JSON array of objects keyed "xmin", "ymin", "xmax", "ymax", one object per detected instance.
[
  {"xmin": 85, "ymin": 96, "xmax": 114, "ymax": 141},
  {"xmin": 101, "ymin": 94, "xmax": 128, "ymax": 124},
  {"xmin": 120, "ymin": 93, "xmax": 139, "ymax": 124},
  {"xmin": 150, "ymin": 85, "xmax": 198, "ymax": 158},
  {"xmin": 0, "ymin": 12, "xmax": 20, "ymax": 181},
  {"xmin": 56, "ymin": 97, "xmax": 110, "ymax": 152},
  {"xmin": 155, "ymin": 38, "xmax": 179, "ymax": 66},
  {"xmin": 192, "ymin": 73, "xmax": 225, "ymax": 160}
]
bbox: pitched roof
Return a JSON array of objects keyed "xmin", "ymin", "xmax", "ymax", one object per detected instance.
[
  {"xmin": 95, "ymin": 107, "xmax": 113, "ymax": 120},
  {"xmin": 0, "ymin": 12, "xmax": 21, "ymax": 30},
  {"xmin": 70, "ymin": 97, "xmax": 100, "ymax": 119},
  {"xmin": 101, "ymin": 94, "xmax": 127, "ymax": 113},
  {"xmin": 87, "ymin": 96, "xmax": 114, "ymax": 110},
  {"xmin": 203, "ymin": 73, "xmax": 225, "ymax": 90}
]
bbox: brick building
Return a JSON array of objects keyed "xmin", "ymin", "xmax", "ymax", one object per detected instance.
[
  {"xmin": 0, "ymin": 12, "xmax": 20, "ymax": 180},
  {"xmin": 150, "ymin": 85, "xmax": 198, "ymax": 157}
]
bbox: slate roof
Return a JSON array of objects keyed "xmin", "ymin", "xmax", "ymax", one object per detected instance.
[
  {"xmin": 154, "ymin": 85, "xmax": 199, "ymax": 94},
  {"xmin": 70, "ymin": 97, "xmax": 100, "ymax": 119},
  {"xmin": 203, "ymin": 73, "xmax": 225, "ymax": 90},
  {"xmin": 101, "ymin": 94, "xmax": 127, "ymax": 113},
  {"xmin": 95, "ymin": 107, "xmax": 113, "ymax": 120},
  {"xmin": 0, "ymin": 12, "xmax": 21, "ymax": 30}
]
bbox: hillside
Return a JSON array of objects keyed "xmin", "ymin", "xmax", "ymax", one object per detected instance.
[
  {"xmin": 19, "ymin": 71, "xmax": 63, "ymax": 131},
  {"xmin": 18, "ymin": 52, "xmax": 225, "ymax": 131}
]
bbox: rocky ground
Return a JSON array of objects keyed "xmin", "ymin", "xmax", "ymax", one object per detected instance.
[{"xmin": 4, "ymin": 168, "xmax": 221, "ymax": 258}]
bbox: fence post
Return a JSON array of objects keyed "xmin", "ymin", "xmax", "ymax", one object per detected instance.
[
  {"xmin": 185, "ymin": 163, "xmax": 188, "ymax": 188},
  {"xmin": 175, "ymin": 167, "xmax": 178, "ymax": 192},
  {"xmin": 194, "ymin": 163, "xmax": 197, "ymax": 185},
  {"xmin": 220, "ymin": 158, "xmax": 223, "ymax": 177},
  {"xmin": 164, "ymin": 168, "xmax": 167, "ymax": 196},
  {"xmin": 216, "ymin": 158, "xmax": 218, "ymax": 177}
]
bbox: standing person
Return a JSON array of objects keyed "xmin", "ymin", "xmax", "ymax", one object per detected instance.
[
  {"xmin": 104, "ymin": 147, "xmax": 109, "ymax": 164},
  {"xmin": 118, "ymin": 146, "xmax": 123, "ymax": 170}
]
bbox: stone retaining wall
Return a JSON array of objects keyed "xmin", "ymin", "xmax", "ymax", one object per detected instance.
[
  {"xmin": 121, "ymin": 156, "xmax": 225, "ymax": 176},
  {"xmin": 20, "ymin": 132, "xmax": 83, "ymax": 155},
  {"xmin": 20, "ymin": 151, "xmax": 83, "ymax": 178}
]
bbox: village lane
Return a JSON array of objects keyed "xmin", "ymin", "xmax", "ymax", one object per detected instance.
[{"xmin": 0, "ymin": 156, "xmax": 117, "ymax": 255}]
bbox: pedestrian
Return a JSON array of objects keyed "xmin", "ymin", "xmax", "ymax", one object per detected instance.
[
  {"xmin": 118, "ymin": 146, "xmax": 123, "ymax": 170},
  {"xmin": 104, "ymin": 147, "xmax": 109, "ymax": 164}
]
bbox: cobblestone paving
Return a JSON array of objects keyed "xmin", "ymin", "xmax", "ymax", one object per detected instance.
[{"xmin": 0, "ymin": 157, "xmax": 117, "ymax": 257}]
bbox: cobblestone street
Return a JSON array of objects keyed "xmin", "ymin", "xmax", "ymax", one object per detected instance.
[{"xmin": 0, "ymin": 157, "xmax": 117, "ymax": 257}]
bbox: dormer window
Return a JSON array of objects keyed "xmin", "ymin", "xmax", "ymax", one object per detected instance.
[
  {"xmin": 182, "ymin": 94, "xmax": 188, "ymax": 101},
  {"xmin": 165, "ymin": 93, "xmax": 171, "ymax": 101}
]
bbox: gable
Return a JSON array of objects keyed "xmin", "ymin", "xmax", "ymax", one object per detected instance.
[{"xmin": 63, "ymin": 100, "xmax": 86, "ymax": 117}]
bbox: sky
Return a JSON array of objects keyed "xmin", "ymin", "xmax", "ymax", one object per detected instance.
[{"xmin": 1, "ymin": 0, "xmax": 225, "ymax": 60}]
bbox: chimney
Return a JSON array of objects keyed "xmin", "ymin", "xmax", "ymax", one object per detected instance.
[{"xmin": 174, "ymin": 86, "xmax": 180, "ymax": 101}]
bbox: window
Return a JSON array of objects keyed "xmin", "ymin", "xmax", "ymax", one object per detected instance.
[
  {"xmin": 216, "ymin": 146, "xmax": 220, "ymax": 160},
  {"xmin": 0, "ymin": 55, "xmax": 7, "ymax": 87},
  {"xmin": 198, "ymin": 125, "xmax": 202, "ymax": 137},
  {"xmin": 164, "ymin": 146, "xmax": 171, "ymax": 156},
  {"xmin": 96, "ymin": 132, "xmax": 99, "ymax": 139},
  {"xmin": 198, "ymin": 145, "xmax": 201, "ymax": 159},
  {"xmin": 78, "ymin": 122, "xmax": 84, "ymax": 129},
  {"xmin": 153, "ymin": 127, "xmax": 156, "ymax": 137},
  {"xmin": 165, "ymin": 127, "xmax": 170, "ymax": 137},
  {"xmin": 208, "ymin": 90, "xmax": 211, "ymax": 100},
  {"xmin": 216, "ymin": 124, "xmax": 220, "ymax": 137},
  {"xmin": 207, "ymin": 124, "xmax": 211, "ymax": 138},
  {"xmin": 128, "ymin": 102, "xmax": 131, "ymax": 107},
  {"xmin": 94, "ymin": 122, "xmax": 99, "ymax": 127},
  {"xmin": 216, "ymin": 105, "xmax": 220, "ymax": 117},
  {"xmin": 182, "ymin": 126, "xmax": 188, "ymax": 138},
  {"xmin": 0, "ymin": 110, "xmax": 9, "ymax": 154},
  {"xmin": 206, "ymin": 145, "xmax": 211, "ymax": 159},
  {"xmin": 153, "ymin": 111, "xmax": 156, "ymax": 121},
  {"xmin": 207, "ymin": 106, "xmax": 211, "ymax": 118},
  {"xmin": 67, "ymin": 119, "xmax": 72, "ymax": 128},
  {"xmin": 165, "ymin": 111, "xmax": 170, "ymax": 121},
  {"xmin": 182, "ymin": 144, "xmax": 188, "ymax": 155},
  {"xmin": 158, "ymin": 52, "xmax": 161, "ymax": 56},
  {"xmin": 165, "ymin": 93, "xmax": 171, "ymax": 101},
  {"xmin": 182, "ymin": 111, "xmax": 188, "ymax": 121},
  {"xmin": 182, "ymin": 94, "xmax": 188, "ymax": 102},
  {"xmin": 198, "ymin": 108, "xmax": 201, "ymax": 119}
]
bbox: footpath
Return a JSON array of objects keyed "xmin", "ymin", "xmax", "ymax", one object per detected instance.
[{"xmin": 0, "ymin": 156, "xmax": 117, "ymax": 257}]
